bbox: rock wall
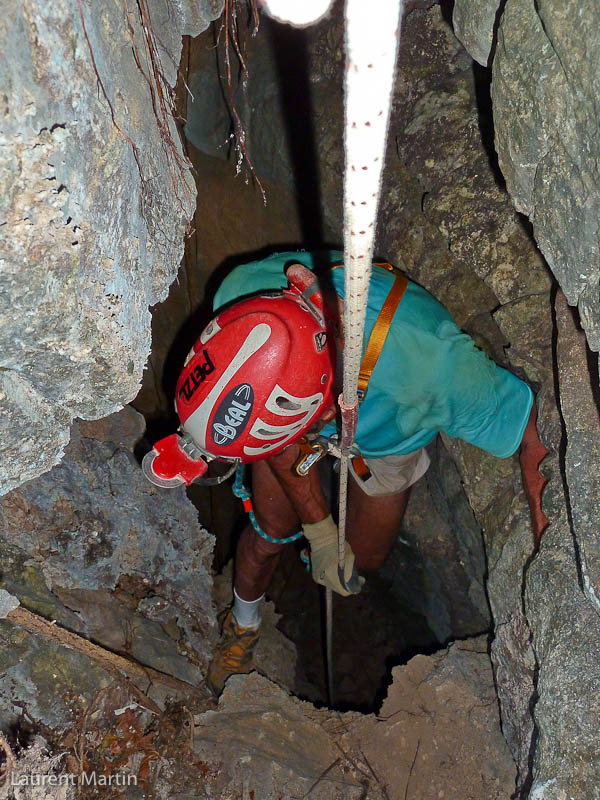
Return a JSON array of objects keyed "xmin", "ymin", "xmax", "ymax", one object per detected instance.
[
  {"xmin": 0, "ymin": 0, "xmax": 223, "ymax": 495},
  {"xmin": 0, "ymin": 407, "xmax": 217, "ymax": 732},
  {"xmin": 453, "ymin": 0, "xmax": 600, "ymax": 360},
  {"xmin": 524, "ymin": 293, "xmax": 600, "ymax": 799},
  {"xmin": 194, "ymin": 639, "xmax": 516, "ymax": 800},
  {"xmin": 450, "ymin": 0, "xmax": 600, "ymax": 794}
]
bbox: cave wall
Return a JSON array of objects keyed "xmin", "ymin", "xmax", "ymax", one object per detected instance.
[
  {"xmin": 450, "ymin": 2, "xmax": 600, "ymax": 796},
  {"xmin": 454, "ymin": 0, "xmax": 600, "ymax": 358},
  {"xmin": 0, "ymin": 0, "xmax": 224, "ymax": 495},
  {"xmin": 0, "ymin": 407, "xmax": 217, "ymax": 733},
  {"xmin": 183, "ymin": 4, "xmax": 600, "ymax": 796}
]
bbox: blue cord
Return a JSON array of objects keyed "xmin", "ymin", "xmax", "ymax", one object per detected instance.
[{"xmin": 233, "ymin": 465, "xmax": 304, "ymax": 545}]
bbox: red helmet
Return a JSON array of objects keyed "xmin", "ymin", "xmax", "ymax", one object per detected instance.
[{"xmin": 143, "ymin": 270, "xmax": 336, "ymax": 487}]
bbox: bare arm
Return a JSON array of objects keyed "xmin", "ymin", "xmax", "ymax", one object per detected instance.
[{"xmin": 519, "ymin": 403, "xmax": 549, "ymax": 546}]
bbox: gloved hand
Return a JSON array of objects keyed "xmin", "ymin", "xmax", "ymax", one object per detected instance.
[{"xmin": 303, "ymin": 515, "xmax": 365, "ymax": 597}]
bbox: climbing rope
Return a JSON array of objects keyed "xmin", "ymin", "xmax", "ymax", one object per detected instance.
[
  {"xmin": 261, "ymin": 0, "xmax": 405, "ymax": 706},
  {"xmin": 330, "ymin": 0, "xmax": 404, "ymax": 704},
  {"xmin": 338, "ymin": 0, "xmax": 404, "ymax": 576},
  {"xmin": 233, "ymin": 465, "xmax": 304, "ymax": 545}
]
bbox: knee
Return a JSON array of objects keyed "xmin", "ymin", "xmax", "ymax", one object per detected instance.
[
  {"xmin": 239, "ymin": 526, "xmax": 286, "ymax": 563},
  {"xmin": 253, "ymin": 509, "xmax": 300, "ymax": 547},
  {"xmin": 252, "ymin": 531, "xmax": 287, "ymax": 559},
  {"xmin": 354, "ymin": 548, "xmax": 388, "ymax": 573}
]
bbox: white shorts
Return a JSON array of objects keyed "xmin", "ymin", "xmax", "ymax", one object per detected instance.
[{"xmin": 348, "ymin": 448, "xmax": 431, "ymax": 496}]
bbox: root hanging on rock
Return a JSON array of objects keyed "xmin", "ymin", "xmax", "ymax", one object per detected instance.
[
  {"xmin": 218, "ymin": 0, "xmax": 267, "ymax": 204},
  {"xmin": 0, "ymin": 730, "xmax": 16, "ymax": 788}
]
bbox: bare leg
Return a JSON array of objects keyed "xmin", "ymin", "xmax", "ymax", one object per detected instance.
[
  {"xmin": 346, "ymin": 479, "xmax": 411, "ymax": 572},
  {"xmin": 234, "ymin": 460, "xmax": 301, "ymax": 600}
]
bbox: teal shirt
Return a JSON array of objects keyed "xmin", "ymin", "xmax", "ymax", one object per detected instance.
[{"xmin": 212, "ymin": 251, "xmax": 533, "ymax": 459}]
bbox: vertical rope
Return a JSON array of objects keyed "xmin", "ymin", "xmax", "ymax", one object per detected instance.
[
  {"xmin": 342, "ymin": 0, "xmax": 404, "ymax": 400},
  {"xmin": 253, "ymin": 0, "xmax": 404, "ymax": 708},
  {"xmin": 338, "ymin": 0, "xmax": 404, "ymax": 571},
  {"xmin": 325, "ymin": 587, "xmax": 334, "ymax": 705}
]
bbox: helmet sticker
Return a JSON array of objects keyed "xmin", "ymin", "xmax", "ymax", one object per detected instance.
[
  {"xmin": 314, "ymin": 331, "xmax": 327, "ymax": 352},
  {"xmin": 182, "ymin": 323, "xmax": 271, "ymax": 450},
  {"xmin": 211, "ymin": 384, "xmax": 254, "ymax": 446},
  {"xmin": 179, "ymin": 350, "xmax": 215, "ymax": 402},
  {"xmin": 200, "ymin": 319, "xmax": 221, "ymax": 344}
]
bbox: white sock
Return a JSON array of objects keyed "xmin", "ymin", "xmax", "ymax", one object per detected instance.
[{"xmin": 232, "ymin": 588, "xmax": 263, "ymax": 630}]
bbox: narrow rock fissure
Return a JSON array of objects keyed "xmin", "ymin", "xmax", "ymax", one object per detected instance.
[{"xmin": 549, "ymin": 281, "xmax": 585, "ymax": 592}]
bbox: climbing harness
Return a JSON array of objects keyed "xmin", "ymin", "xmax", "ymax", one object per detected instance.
[
  {"xmin": 294, "ymin": 438, "xmax": 328, "ymax": 477},
  {"xmin": 232, "ymin": 465, "xmax": 304, "ymax": 545},
  {"xmin": 295, "ymin": 265, "xmax": 406, "ymax": 479}
]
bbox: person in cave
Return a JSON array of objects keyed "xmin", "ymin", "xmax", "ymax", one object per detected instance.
[{"xmin": 197, "ymin": 251, "xmax": 548, "ymax": 696}]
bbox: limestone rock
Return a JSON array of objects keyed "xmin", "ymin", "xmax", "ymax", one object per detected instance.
[
  {"xmin": 525, "ymin": 510, "xmax": 600, "ymax": 798},
  {"xmin": 452, "ymin": 0, "xmax": 501, "ymax": 66},
  {"xmin": 555, "ymin": 290, "xmax": 600, "ymax": 612},
  {"xmin": 0, "ymin": 738, "xmax": 76, "ymax": 800},
  {"xmin": 0, "ymin": 589, "xmax": 19, "ymax": 618},
  {"xmin": 0, "ymin": 407, "xmax": 217, "ymax": 729},
  {"xmin": 441, "ymin": 432, "xmax": 538, "ymax": 786},
  {"xmin": 355, "ymin": 638, "xmax": 516, "ymax": 799},
  {"xmin": 390, "ymin": 5, "xmax": 551, "ymax": 309},
  {"xmin": 385, "ymin": 439, "xmax": 491, "ymax": 643},
  {"xmin": 493, "ymin": 293, "xmax": 554, "ymax": 387},
  {"xmin": 0, "ymin": 621, "xmax": 114, "ymax": 732},
  {"xmin": 0, "ymin": 0, "xmax": 224, "ymax": 495},
  {"xmin": 492, "ymin": 0, "xmax": 600, "ymax": 351},
  {"xmin": 194, "ymin": 640, "xmax": 517, "ymax": 800},
  {"xmin": 194, "ymin": 673, "xmax": 367, "ymax": 799}
]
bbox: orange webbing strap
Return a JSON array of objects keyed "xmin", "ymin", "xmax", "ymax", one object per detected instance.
[
  {"xmin": 351, "ymin": 453, "xmax": 372, "ymax": 482},
  {"xmin": 330, "ymin": 260, "xmax": 408, "ymax": 478},
  {"xmin": 357, "ymin": 262, "xmax": 407, "ymax": 401}
]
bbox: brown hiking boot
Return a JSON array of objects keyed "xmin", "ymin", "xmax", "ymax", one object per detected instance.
[{"xmin": 206, "ymin": 609, "xmax": 260, "ymax": 696}]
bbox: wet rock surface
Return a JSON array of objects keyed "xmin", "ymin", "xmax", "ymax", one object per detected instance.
[{"xmin": 0, "ymin": 0, "xmax": 224, "ymax": 495}]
